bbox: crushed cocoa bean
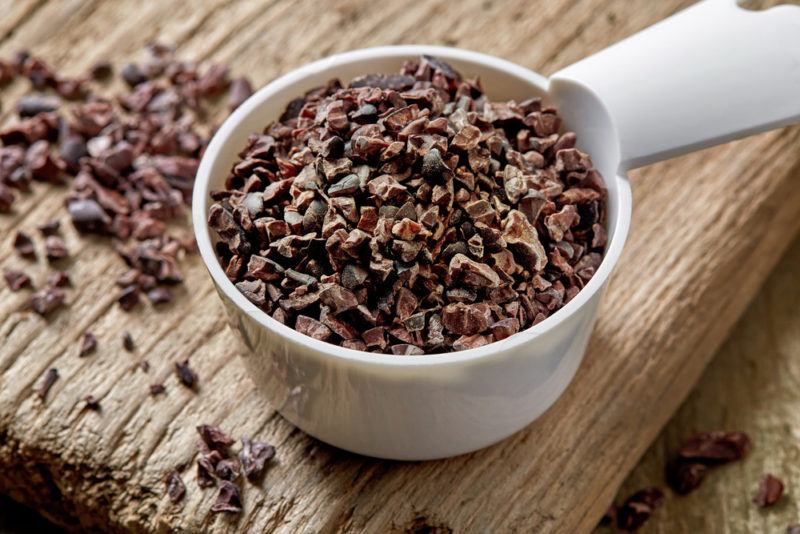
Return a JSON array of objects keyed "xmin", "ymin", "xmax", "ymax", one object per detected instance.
[
  {"xmin": 30, "ymin": 285, "xmax": 65, "ymax": 315},
  {"xmin": 754, "ymin": 473, "xmax": 784, "ymax": 508},
  {"xmin": 3, "ymin": 269, "xmax": 31, "ymax": 291},
  {"xmin": 209, "ymin": 55, "xmax": 607, "ymax": 354},
  {"xmin": 240, "ymin": 437, "xmax": 275, "ymax": 480},
  {"xmin": 122, "ymin": 331, "xmax": 135, "ymax": 352},
  {"xmin": 35, "ymin": 368, "xmax": 59, "ymax": 400},
  {"xmin": 175, "ymin": 359, "xmax": 198, "ymax": 390},
  {"xmin": 666, "ymin": 430, "xmax": 751, "ymax": 495},
  {"xmin": 78, "ymin": 332, "xmax": 97, "ymax": 357},
  {"xmin": 165, "ymin": 470, "xmax": 186, "ymax": 504},
  {"xmin": 211, "ymin": 480, "xmax": 243, "ymax": 514},
  {"xmin": 83, "ymin": 395, "xmax": 101, "ymax": 411},
  {"xmin": 616, "ymin": 487, "xmax": 663, "ymax": 531}
]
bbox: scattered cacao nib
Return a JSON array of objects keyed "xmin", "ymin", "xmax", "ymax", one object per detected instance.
[
  {"xmin": 678, "ymin": 431, "xmax": 751, "ymax": 464},
  {"xmin": 599, "ymin": 504, "xmax": 617, "ymax": 527},
  {"xmin": 665, "ymin": 430, "xmax": 751, "ymax": 496},
  {"xmin": 146, "ymin": 286, "xmax": 172, "ymax": 304},
  {"xmin": 37, "ymin": 219, "xmax": 60, "ymax": 236},
  {"xmin": 175, "ymin": 359, "xmax": 198, "ymax": 390},
  {"xmin": 44, "ymin": 235, "xmax": 68, "ymax": 261},
  {"xmin": 211, "ymin": 481, "xmax": 243, "ymax": 514},
  {"xmin": 35, "ymin": 368, "xmax": 59, "ymax": 400},
  {"xmin": 228, "ymin": 77, "xmax": 253, "ymax": 111},
  {"xmin": 666, "ymin": 460, "xmax": 708, "ymax": 495},
  {"xmin": 215, "ymin": 458, "xmax": 240, "ymax": 481},
  {"xmin": 122, "ymin": 331, "xmax": 135, "ymax": 352},
  {"xmin": 3, "ymin": 269, "xmax": 31, "ymax": 291},
  {"xmin": 83, "ymin": 395, "xmax": 101, "ymax": 411},
  {"xmin": 30, "ymin": 286, "xmax": 65, "ymax": 315},
  {"xmin": 78, "ymin": 332, "xmax": 97, "ymax": 357},
  {"xmin": 754, "ymin": 474, "xmax": 784, "ymax": 508},
  {"xmin": 13, "ymin": 231, "xmax": 36, "ymax": 258},
  {"xmin": 117, "ymin": 285, "xmax": 140, "ymax": 311},
  {"xmin": 67, "ymin": 199, "xmax": 111, "ymax": 233},
  {"xmin": 16, "ymin": 94, "xmax": 60, "ymax": 117},
  {"xmin": 120, "ymin": 63, "xmax": 147, "ymax": 87},
  {"xmin": 197, "ymin": 424, "xmax": 235, "ymax": 455},
  {"xmin": 149, "ymin": 383, "xmax": 166, "ymax": 396},
  {"xmin": 0, "ymin": 184, "xmax": 14, "ymax": 212},
  {"xmin": 616, "ymin": 487, "xmax": 663, "ymax": 532},
  {"xmin": 196, "ymin": 454, "xmax": 218, "ymax": 488},
  {"xmin": 47, "ymin": 270, "xmax": 71, "ymax": 287},
  {"xmin": 209, "ymin": 56, "xmax": 607, "ymax": 354},
  {"xmin": 240, "ymin": 437, "xmax": 275, "ymax": 480},
  {"xmin": 89, "ymin": 61, "xmax": 113, "ymax": 81},
  {"xmin": 165, "ymin": 470, "xmax": 186, "ymax": 504}
]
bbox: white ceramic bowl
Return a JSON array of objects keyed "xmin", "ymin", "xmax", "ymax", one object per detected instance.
[{"xmin": 192, "ymin": 45, "xmax": 630, "ymax": 460}]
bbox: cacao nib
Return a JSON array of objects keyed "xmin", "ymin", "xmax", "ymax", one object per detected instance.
[
  {"xmin": 83, "ymin": 395, "xmax": 101, "ymax": 411},
  {"xmin": 35, "ymin": 368, "xmax": 59, "ymax": 400},
  {"xmin": 211, "ymin": 481, "xmax": 243, "ymax": 514},
  {"xmin": 79, "ymin": 332, "xmax": 97, "ymax": 357},
  {"xmin": 165, "ymin": 470, "xmax": 186, "ymax": 503},
  {"xmin": 175, "ymin": 359, "xmax": 198, "ymax": 390},
  {"xmin": 3, "ymin": 269, "xmax": 31, "ymax": 291},
  {"xmin": 196, "ymin": 424, "xmax": 234, "ymax": 455},
  {"xmin": 678, "ymin": 431, "xmax": 751, "ymax": 463},
  {"xmin": 30, "ymin": 286, "xmax": 65, "ymax": 315},
  {"xmin": 616, "ymin": 487, "xmax": 663, "ymax": 531},
  {"xmin": 754, "ymin": 474, "xmax": 784, "ymax": 508},
  {"xmin": 240, "ymin": 437, "xmax": 275, "ymax": 480},
  {"xmin": 13, "ymin": 231, "xmax": 36, "ymax": 258}
]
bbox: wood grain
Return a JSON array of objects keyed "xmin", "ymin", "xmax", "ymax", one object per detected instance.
[{"xmin": 1, "ymin": 1, "xmax": 799, "ymax": 532}]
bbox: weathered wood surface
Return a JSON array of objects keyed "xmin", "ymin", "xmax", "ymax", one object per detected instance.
[
  {"xmin": 612, "ymin": 235, "xmax": 800, "ymax": 534},
  {"xmin": 1, "ymin": 1, "xmax": 799, "ymax": 532}
]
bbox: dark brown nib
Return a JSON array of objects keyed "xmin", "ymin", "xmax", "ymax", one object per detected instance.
[
  {"xmin": 78, "ymin": 331, "xmax": 97, "ymax": 357},
  {"xmin": 197, "ymin": 424, "xmax": 235, "ymax": 455},
  {"xmin": 3, "ymin": 269, "xmax": 31, "ymax": 291},
  {"xmin": 83, "ymin": 395, "xmax": 101, "ymax": 411},
  {"xmin": 165, "ymin": 470, "xmax": 186, "ymax": 504},
  {"xmin": 208, "ymin": 55, "xmax": 607, "ymax": 355},
  {"xmin": 211, "ymin": 481, "xmax": 243, "ymax": 514},
  {"xmin": 30, "ymin": 285, "xmax": 66, "ymax": 315},
  {"xmin": 666, "ymin": 430, "xmax": 751, "ymax": 495},
  {"xmin": 35, "ymin": 368, "xmax": 59, "ymax": 400},
  {"xmin": 753, "ymin": 473, "xmax": 784, "ymax": 508},
  {"xmin": 175, "ymin": 359, "xmax": 198, "ymax": 389},
  {"xmin": 13, "ymin": 231, "xmax": 36, "ymax": 258},
  {"xmin": 678, "ymin": 430, "xmax": 751, "ymax": 463},
  {"xmin": 616, "ymin": 487, "xmax": 663, "ymax": 532},
  {"xmin": 122, "ymin": 331, "xmax": 135, "ymax": 352},
  {"xmin": 240, "ymin": 437, "xmax": 276, "ymax": 480}
]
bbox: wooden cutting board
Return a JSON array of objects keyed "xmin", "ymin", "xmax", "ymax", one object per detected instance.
[{"xmin": 2, "ymin": 1, "xmax": 799, "ymax": 532}]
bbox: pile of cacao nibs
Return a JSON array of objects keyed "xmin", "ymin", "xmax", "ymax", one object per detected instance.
[
  {"xmin": 1, "ymin": 43, "xmax": 253, "ymax": 315},
  {"xmin": 209, "ymin": 55, "xmax": 608, "ymax": 354}
]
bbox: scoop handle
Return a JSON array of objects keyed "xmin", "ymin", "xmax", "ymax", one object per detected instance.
[{"xmin": 551, "ymin": 0, "xmax": 800, "ymax": 171}]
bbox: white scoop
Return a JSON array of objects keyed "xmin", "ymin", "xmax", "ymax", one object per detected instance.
[
  {"xmin": 193, "ymin": 0, "xmax": 800, "ymax": 460},
  {"xmin": 553, "ymin": 0, "xmax": 800, "ymax": 170}
]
